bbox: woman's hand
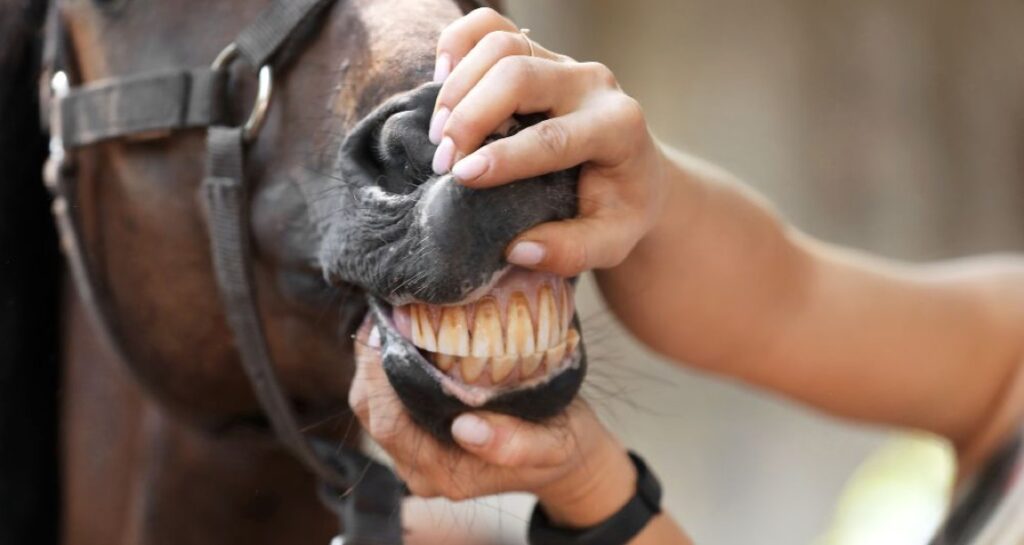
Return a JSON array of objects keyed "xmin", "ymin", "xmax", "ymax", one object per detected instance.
[
  {"xmin": 349, "ymin": 321, "xmax": 638, "ymax": 528},
  {"xmin": 429, "ymin": 8, "xmax": 669, "ymax": 278}
]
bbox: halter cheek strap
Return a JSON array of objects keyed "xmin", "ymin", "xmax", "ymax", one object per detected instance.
[{"xmin": 43, "ymin": 1, "xmax": 407, "ymax": 544}]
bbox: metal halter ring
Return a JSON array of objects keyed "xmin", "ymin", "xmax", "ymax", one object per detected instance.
[
  {"xmin": 43, "ymin": 70, "xmax": 72, "ymax": 192},
  {"xmin": 212, "ymin": 43, "xmax": 273, "ymax": 142}
]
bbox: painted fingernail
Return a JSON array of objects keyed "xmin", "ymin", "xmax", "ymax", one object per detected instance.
[
  {"xmin": 432, "ymin": 136, "xmax": 455, "ymax": 174},
  {"xmin": 429, "ymin": 106, "xmax": 449, "ymax": 145},
  {"xmin": 452, "ymin": 154, "xmax": 488, "ymax": 182},
  {"xmin": 368, "ymin": 326, "xmax": 381, "ymax": 348},
  {"xmin": 433, "ymin": 52, "xmax": 451, "ymax": 83},
  {"xmin": 452, "ymin": 414, "xmax": 492, "ymax": 447},
  {"xmin": 507, "ymin": 241, "xmax": 546, "ymax": 266}
]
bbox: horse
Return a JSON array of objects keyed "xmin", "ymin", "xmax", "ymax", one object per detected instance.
[
  {"xmin": 0, "ymin": 0, "xmax": 587, "ymax": 543},
  {"xmin": 8, "ymin": 1, "xmax": 1020, "ymax": 543}
]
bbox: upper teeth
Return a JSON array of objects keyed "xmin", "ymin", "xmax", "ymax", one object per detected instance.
[
  {"xmin": 411, "ymin": 305, "xmax": 437, "ymax": 352},
  {"xmin": 471, "ymin": 299, "xmax": 504, "ymax": 357},
  {"xmin": 438, "ymin": 307, "xmax": 470, "ymax": 356},
  {"xmin": 401, "ymin": 282, "xmax": 577, "ymax": 384}
]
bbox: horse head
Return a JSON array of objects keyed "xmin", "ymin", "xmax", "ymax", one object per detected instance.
[{"xmin": 54, "ymin": 0, "xmax": 587, "ymax": 447}]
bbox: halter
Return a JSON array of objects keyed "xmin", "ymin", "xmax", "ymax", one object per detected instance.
[{"xmin": 39, "ymin": 0, "xmax": 490, "ymax": 543}]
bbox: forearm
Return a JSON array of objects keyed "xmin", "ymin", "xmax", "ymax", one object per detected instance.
[
  {"xmin": 597, "ymin": 146, "xmax": 1024, "ymax": 465},
  {"xmin": 784, "ymin": 247, "xmax": 1024, "ymax": 468},
  {"xmin": 596, "ymin": 145, "xmax": 809, "ymax": 374}
]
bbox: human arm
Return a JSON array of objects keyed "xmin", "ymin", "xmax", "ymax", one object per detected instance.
[
  {"xmin": 429, "ymin": 8, "xmax": 1024, "ymax": 472},
  {"xmin": 599, "ymin": 148, "xmax": 1024, "ymax": 474}
]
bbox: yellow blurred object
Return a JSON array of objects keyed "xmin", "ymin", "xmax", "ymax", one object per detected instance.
[{"xmin": 817, "ymin": 433, "xmax": 956, "ymax": 545}]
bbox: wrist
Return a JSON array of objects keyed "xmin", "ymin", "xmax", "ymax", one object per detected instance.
[
  {"xmin": 534, "ymin": 439, "xmax": 637, "ymax": 528},
  {"xmin": 627, "ymin": 145, "xmax": 710, "ymax": 267}
]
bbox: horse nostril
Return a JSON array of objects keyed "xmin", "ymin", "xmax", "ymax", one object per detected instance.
[
  {"xmin": 373, "ymin": 109, "xmax": 438, "ymax": 195},
  {"xmin": 338, "ymin": 83, "xmax": 442, "ymax": 197}
]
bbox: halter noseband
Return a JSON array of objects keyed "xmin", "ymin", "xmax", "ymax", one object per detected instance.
[{"xmin": 42, "ymin": 1, "xmax": 414, "ymax": 543}]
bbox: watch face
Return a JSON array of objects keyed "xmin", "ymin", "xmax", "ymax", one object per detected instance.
[{"xmin": 929, "ymin": 432, "xmax": 1024, "ymax": 545}]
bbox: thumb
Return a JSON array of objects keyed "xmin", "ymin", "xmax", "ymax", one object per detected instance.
[
  {"xmin": 506, "ymin": 216, "xmax": 642, "ymax": 277},
  {"xmin": 451, "ymin": 412, "xmax": 575, "ymax": 468}
]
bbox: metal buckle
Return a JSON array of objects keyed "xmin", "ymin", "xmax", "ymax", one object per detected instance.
[
  {"xmin": 43, "ymin": 70, "xmax": 71, "ymax": 193},
  {"xmin": 211, "ymin": 43, "xmax": 273, "ymax": 142}
]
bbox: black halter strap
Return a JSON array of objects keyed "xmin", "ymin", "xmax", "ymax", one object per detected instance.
[{"xmin": 42, "ymin": 1, "xmax": 413, "ymax": 543}]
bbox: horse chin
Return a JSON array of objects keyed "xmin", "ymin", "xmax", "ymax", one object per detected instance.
[{"xmin": 366, "ymin": 269, "xmax": 587, "ymax": 441}]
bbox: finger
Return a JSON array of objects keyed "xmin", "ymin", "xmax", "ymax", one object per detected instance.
[
  {"xmin": 449, "ymin": 106, "xmax": 630, "ymax": 187},
  {"xmin": 450, "ymin": 411, "xmax": 578, "ymax": 468},
  {"xmin": 435, "ymin": 29, "xmax": 562, "ymax": 111},
  {"xmin": 348, "ymin": 321, "xmax": 381, "ymax": 419},
  {"xmin": 355, "ymin": 365, "xmax": 458, "ymax": 498},
  {"xmin": 348, "ymin": 324, "xmax": 478, "ymax": 497},
  {"xmin": 395, "ymin": 466, "xmax": 441, "ymax": 499},
  {"xmin": 349, "ymin": 323, "xmax": 417, "ymax": 449},
  {"xmin": 435, "ymin": 58, "xmax": 606, "ymax": 174},
  {"xmin": 356, "ymin": 359, "xmax": 463, "ymax": 495},
  {"xmin": 348, "ymin": 360, "xmax": 369, "ymax": 422},
  {"xmin": 434, "ymin": 7, "xmax": 518, "ymax": 82},
  {"xmin": 353, "ymin": 322, "xmax": 382, "ymax": 366},
  {"xmin": 360, "ymin": 354, "xmax": 411, "ymax": 448},
  {"xmin": 430, "ymin": 30, "xmax": 563, "ymax": 144},
  {"xmin": 505, "ymin": 214, "xmax": 646, "ymax": 277}
]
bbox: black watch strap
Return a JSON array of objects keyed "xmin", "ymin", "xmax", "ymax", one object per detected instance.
[{"xmin": 528, "ymin": 451, "xmax": 662, "ymax": 545}]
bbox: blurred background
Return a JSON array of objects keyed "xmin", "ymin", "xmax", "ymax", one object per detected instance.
[{"xmin": 415, "ymin": 1, "xmax": 1024, "ymax": 544}]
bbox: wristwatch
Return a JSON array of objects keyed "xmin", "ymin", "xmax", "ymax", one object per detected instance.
[{"xmin": 528, "ymin": 451, "xmax": 663, "ymax": 545}]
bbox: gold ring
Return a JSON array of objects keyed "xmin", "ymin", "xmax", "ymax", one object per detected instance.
[{"xmin": 519, "ymin": 28, "xmax": 535, "ymax": 57}]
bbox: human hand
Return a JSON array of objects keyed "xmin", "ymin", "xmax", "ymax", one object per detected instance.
[
  {"xmin": 430, "ymin": 8, "xmax": 668, "ymax": 278},
  {"xmin": 349, "ymin": 320, "xmax": 637, "ymax": 527}
]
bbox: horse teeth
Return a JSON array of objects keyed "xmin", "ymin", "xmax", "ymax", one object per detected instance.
[
  {"xmin": 521, "ymin": 353, "xmax": 543, "ymax": 377},
  {"xmin": 506, "ymin": 293, "xmax": 535, "ymax": 356},
  {"xmin": 566, "ymin": 328, "xmax": 580, "ymax": 355},
  {"xmin": 438, "ymin": 307, "xmax": 470, "ymax": 356},
  {"xmin": 409, "ymin": 305, "xmax": 421, "ymax": 345},
  {"xmin": 490, "ymin": 355, "xmax": 517, "ymax": 383},
  {"xmin": 544, "ymin": 341, "xmax": 566, "ymax": 369},
  {"xmin": 421, "ymin": 305, "xmax": 439, "ymax": 351},
  {"xmin": 471, "ymin": 299, "xmax": 504, "ymax": 357},
  {"xmin": 536, "ymin": 286, "xmax": 558, "ymax": 350},
  {"xmin": 435, "ymin": 353, "xmax": 456, "ymax": 372},
  {"xmin": 407, "ymin": 281, "xmax": 579, "ymax": 384},
  {"xmin": 460, "ymin": 357, "xmax": 487, "ymax": 382},
  {"xmin": 410, "ymin": 304, "xmax": 437, "ymax": 351},
  {"xmin": 560, "ymin": 284, "xmax": 573, "ymax": 332}
]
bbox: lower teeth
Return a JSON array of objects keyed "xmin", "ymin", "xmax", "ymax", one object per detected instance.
[{"xmin": 428, "ymin": 329, "xmax": 579, "ymax": 385}]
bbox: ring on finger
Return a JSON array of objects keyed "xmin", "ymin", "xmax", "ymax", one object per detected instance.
[{"xmin": 519, "ymin": 28, "xmax": 535, "ymax": 57}]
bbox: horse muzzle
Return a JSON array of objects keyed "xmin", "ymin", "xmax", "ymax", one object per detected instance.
[{"xmin": 324, "ymin": 82, "xmax": 587, "ymax": 440}]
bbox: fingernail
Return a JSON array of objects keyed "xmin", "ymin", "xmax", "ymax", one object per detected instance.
[
  {"xmin": 433, "ymin": 52, "xmax": 451, "ymax": 83},
  {"xmin": 451, "ymin": 153, "xmax": 489, "ymax": 182},
  {"xmin": 507, "ymin": 241, "xmax": 546, "ymax": 266},
  {"xmin": 452, "ymin": 414, "xmax": 492, "ymax": 447},
  {"xmin": 432, "ymin": 136, "xmax": 455, "ymax": 174},
  {"xmin": 368, "ymin": 326, "xmax": 381, "ymax": 348},
  {"xmin": 429, "ymin": 106, "xmax": 449, "ymax": 145}
]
